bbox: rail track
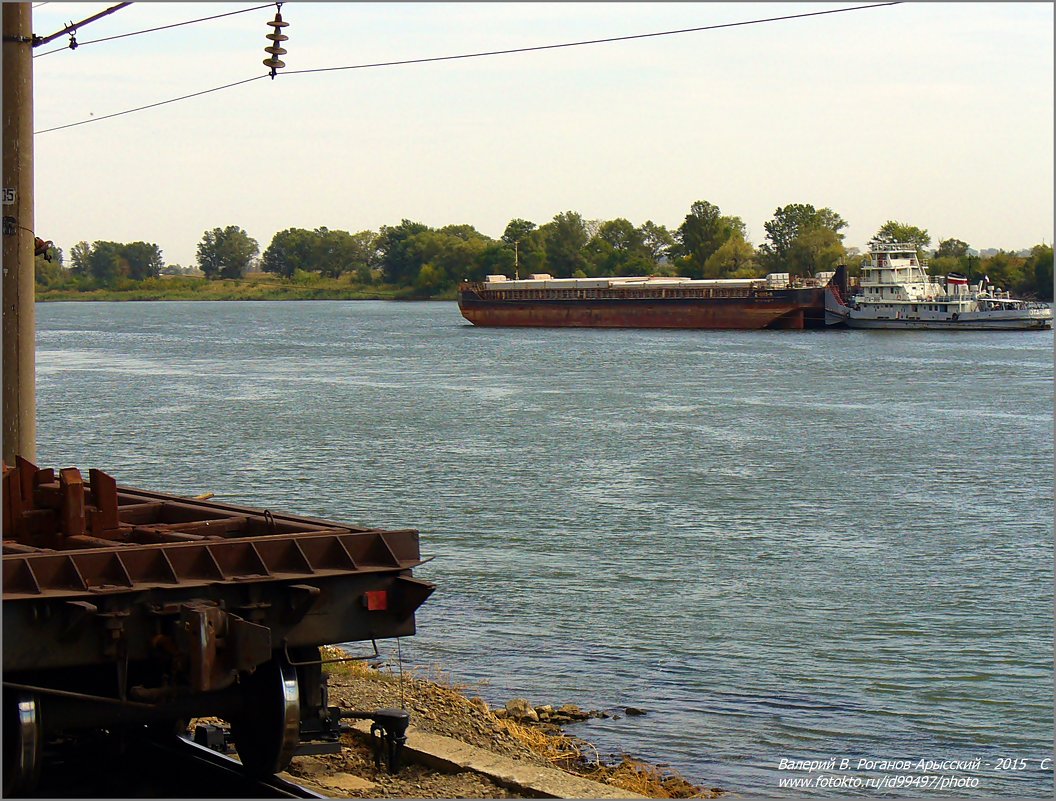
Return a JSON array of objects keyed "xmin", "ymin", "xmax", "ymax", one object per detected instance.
[{"xmin": 26, "ymin": 728, "xmax": 325, "ymax": 798}]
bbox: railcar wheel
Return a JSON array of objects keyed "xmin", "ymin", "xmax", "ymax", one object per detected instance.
[
  {"xmin": 229, "ymin": 658, "xmax": 300, "ymax": 776},
  {"xmin": 3, "ymin": 692, "xmax": 41, "ymax": 797}
]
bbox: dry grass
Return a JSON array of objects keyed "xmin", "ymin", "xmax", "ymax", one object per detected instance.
[
  {"xmin": 494, "ymin": 717, "xmax": 588, "ymax": 767},
  {"xmin": 497, "ymin": 716, "xmax": 719, "ymax": 799},
  {"xmin": 319, "ymin": 646, "xmax": 404, "ymax": 683},
  {"xmin": 584, "ymin": 757, "xmax": 721, "ymax": 799}
]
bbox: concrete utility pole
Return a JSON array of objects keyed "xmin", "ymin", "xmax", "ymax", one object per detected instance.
[{"xmin": 2, "ymin": 1, "xmax": 36, "ymax": 463}]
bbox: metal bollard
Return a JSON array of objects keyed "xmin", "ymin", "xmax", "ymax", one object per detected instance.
[
  {"xmin": 369, "ymin": 708, "xmax": 410, "ymax": 773},
  {"xmin": 339, "ymin": 707, "xmax": 411, "ymax": 774}
]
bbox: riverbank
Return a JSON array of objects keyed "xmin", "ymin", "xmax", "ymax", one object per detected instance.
[
  {"xmin": 34, "ymin": 274, "xmax": 457, "ymax": 302},
  {"xmin": 288, "ymin": 653, "xmax": 722, "ymax": 798}
]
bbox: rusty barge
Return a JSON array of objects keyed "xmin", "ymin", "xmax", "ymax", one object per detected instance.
[
  {"xmin": 458, "ymin": 270, "xmax": 846, "ymax": 330},
  {"xmin": 2, "ymin": 458, "xmax": 435, "ymax": 795}
]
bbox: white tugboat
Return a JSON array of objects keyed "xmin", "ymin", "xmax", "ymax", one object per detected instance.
[{"xmin": 825, "ymin": 239, "xmax": 1053, "ymax": 330}]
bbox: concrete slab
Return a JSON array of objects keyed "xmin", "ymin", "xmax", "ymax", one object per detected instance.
[
  {"xmin": 276, "ymin": 770, "xmax": 333, "ymax": 797},
  {"xmin": 320, "ymin": 773, "xmax": 379, "ymax": 793},
  {"xmin": 278, "ymin": 766, "xmax": 377, "ymax": 796},
  {"xmin": 350, "ymin": 720, "xmax": 647, "ymax": 799}
]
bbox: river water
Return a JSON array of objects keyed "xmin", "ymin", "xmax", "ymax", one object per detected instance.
[{"xmin": 34, "ymin": 300, "xmax": 1053, "ymax": 797}]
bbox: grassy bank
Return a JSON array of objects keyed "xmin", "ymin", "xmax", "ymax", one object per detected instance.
[{"xmin": 35, "ymin": 274, "xmax": 458, "ymax": 302}]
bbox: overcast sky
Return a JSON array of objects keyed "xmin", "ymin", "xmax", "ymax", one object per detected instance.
[{"xmin": 30, "ymin": 1, "xmax": 1054, "ymax": 268}]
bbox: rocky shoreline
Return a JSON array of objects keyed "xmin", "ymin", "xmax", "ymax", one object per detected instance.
[
  {"xmin": 282, "ymin": 657, "xmax": 723, "ymax": 799},
  {"xmin": 490, "ymin": 697, "xmax": 647, "ymax": 728}
]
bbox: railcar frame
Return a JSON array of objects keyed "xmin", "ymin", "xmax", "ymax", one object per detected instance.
[{"xmin": 2, "ymin": 459, "xmax": 435, "ymax": 795}]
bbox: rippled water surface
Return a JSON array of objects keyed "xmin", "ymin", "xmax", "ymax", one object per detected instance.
[{"xmin": 35, "ymin": 301, "xmax": 1053, "ymax": 796}]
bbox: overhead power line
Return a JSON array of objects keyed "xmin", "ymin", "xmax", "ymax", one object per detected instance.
[
  {"xmin": 33, "ymin": 3, "xmax": 275, "ymax": 58},
  {"xmin": 34, "ymin": 2, "xmax": 899, "ymax": 135},
  {"xmin": 34, "ymin": 75, "xmax": 267, "ymax": 134},
  {"xmin": 283, "ymin": 2, "xmax": 900, "ymax": 78}
]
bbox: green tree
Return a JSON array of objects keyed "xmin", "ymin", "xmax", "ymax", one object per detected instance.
[
  {"xmin": 541, "ymin": 211, "xmax": 589, "ymax": 277},
  {"xmin": 35, "ymin": 245, "xmax": 66, "ymax": 288},
  {"xmin": 501, "ymin": 218, "xmax": 547, "ymax": 276},
  {"xmin": 69, "ymin": 241, "xmax": 91, "ymax": 277},
  {"xmin": 674, "ymin": 200, "xmax": 746, "ymax": 279},
  {"xmin": 121, "ymin": 241, "xmax": 163, "ymax": 280},
  {"xmin": 261, "ymin": 227, "xmax": 315, "ymax": 278},
  {"xmin": 583, "ymin": 218, "xmax": 652, "ymax": 277},
  {"xmin": 926, "ymin": 255, "xmax": 963, "ymax": 278},
  {"xmin": 787, "ymin": 227, "xmax": 845, "ymax": 276},
  {"xmin": 759, "ymin": 203, "xmax": 847, "ymax": 271},
  {"xmin": 596, "ymin": 218, "xmax": 641, "ymax": 253},
  {"xmin": 439, "ymin": 223, "xmax": 487, "ymax": 242},
  {"xmin": 926, "ymin": 238, "xmax": 971, "ymax": 277},
  {"xmin": 979, "ymin": 251, "xmax": 1027, "ymax": 295},
  {"xmin": 473, "ymin": 241, "xmax": 516, "ymax": 280},
  {"xmin": 415, "ymin": 262, "xmax": 448, "ymax": 293},
  {"xmin": 396, "ymin": 227, "xmax": 495, "ymax": 291},
  {"xmin": 345, "ymin": 230, "xmax": 381, "ymax": 283},
  {"xmin": 87, "ymin": 241, "xmax": 125, "ymax": 285},
  {"xmin": 197, "ymin": 226, "xmax": 258, "ymax": 279},
  {"xmin": 312, "ymin": 227, "xmax": 371, "ymax": 279},
  {"xmin": 637, "ymin": 220, "xmax": 675, "ymax": 263},
  {"xmin": 377, "ymin": 219, "xmax": 430, "ymax": 284},
  {"xmin": 501, "ymin": 218, "xmax": 536, "ymax": 246},
  {"xmin": 1025, "ymin": 244, "xmax": 1053, "ymax": 300},
  {"xmin": 840, "ymin": 247, "xmax": 866, "ymax": 278},
  {"xmin": 876, "ymin": 221, "xmax": 930, "ymax": 252},
  {"xmin": 703, "ymin": 232, "xmax": 757, "ymax": 278},
  {"xmin": 934, "ymin": 238, "xmax": 970, "ymax": 259}
]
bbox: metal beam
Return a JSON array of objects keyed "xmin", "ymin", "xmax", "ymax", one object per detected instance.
[{"xmin": 32, "ymin": 2, "xmax": 132, "ymax": 48}]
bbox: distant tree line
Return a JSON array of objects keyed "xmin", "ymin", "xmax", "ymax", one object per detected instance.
[
  {"xmin": 35, "ymin": 202, "xmax": 1055, "ymax": 301},
  {"xmin": 36, "ymin": 240, "xmax": 163, "ymax": 288}
]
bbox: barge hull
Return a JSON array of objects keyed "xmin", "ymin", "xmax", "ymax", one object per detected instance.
[{"xmin": 459, "ymin": 291, "xmax": 826, "ymax": 330}]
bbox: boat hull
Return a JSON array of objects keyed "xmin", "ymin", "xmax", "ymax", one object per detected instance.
[
  {"xmin": 823, "ymin": 284, "xmax": 1052, "ymax": 330},
  {"xmin": 841, "ymin": 317, "xmax": 1052, "ymax": 330},
  {"xmin": 458, "ymin": 289, "xmax": 826, "ymax": 330}
]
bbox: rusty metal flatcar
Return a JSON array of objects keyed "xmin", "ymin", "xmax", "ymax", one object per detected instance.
[{"xmin": 2, "ymin": 458, "xmax": 435, "ymax": 795}]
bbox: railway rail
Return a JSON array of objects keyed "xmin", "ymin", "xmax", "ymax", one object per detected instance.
[
  {"xmin": 26, "ymin": 727, "xmax": 326, "ymax": 798},
  {"xmin": 2, "ymin": 459, "xmax": 435, "ymax": 796}
]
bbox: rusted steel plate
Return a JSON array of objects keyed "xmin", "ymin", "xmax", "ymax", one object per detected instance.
[
  {"xmin": 3, "ymin": 529, "xmax": 423, "ymax": 599},
  {"xmin": 3, "ymin": 464, "xmax": 436, "ymax": 678},
  {"xmin": 457, "ymin": 287, "xmax": 825, "ymax": 329}
]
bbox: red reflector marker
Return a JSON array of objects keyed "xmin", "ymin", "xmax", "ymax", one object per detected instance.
[{"xmin": 364, "ymin": 590, "xmax": 388, "ymax": 611}]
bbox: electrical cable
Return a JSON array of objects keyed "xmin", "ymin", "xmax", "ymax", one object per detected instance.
[
  {"xmin": 33, "ymin": 3, "xmax": 275, "ymax": 58},
  {"xmin": 34, "ymin": 75, "xmax": 267, "ymax": 134},
  {"xmin": 282, "ymin": 2, "xmax": 900, "ymax": 77},
  {"xmin": 34, "ymin": 2, "xmax": 898, "ymax": 135}
]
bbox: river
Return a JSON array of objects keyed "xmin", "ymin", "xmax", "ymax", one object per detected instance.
[{"xmin": 34, "ymin": 300, "xmax": 1054, "ymax": 797}]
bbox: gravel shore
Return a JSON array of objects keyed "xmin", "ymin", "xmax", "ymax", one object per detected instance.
[{"xmin": 278, "ymin": 659, "xmax": 723, "ymax": 799}]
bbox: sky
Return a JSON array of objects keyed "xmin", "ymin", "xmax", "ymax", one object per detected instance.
[{"xmin": 27, "ymin": 1, "xmax": 1055, "ymax": 269}]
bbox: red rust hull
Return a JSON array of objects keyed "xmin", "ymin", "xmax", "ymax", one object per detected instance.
[{"xmin": 459, "ymin": 291, "xmax": 826, "ymax": 330}]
